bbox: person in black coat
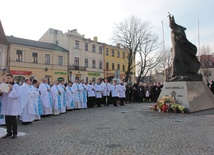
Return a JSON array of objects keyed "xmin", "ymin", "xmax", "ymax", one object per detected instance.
[
  {"xmin": 151, "ymin": 82, "xmax": 159, "ymax": 102},
  {"xmin": 137, "ymin": 82, "xmax": 144, "ymax": 103},
  {"xmin": 158, "ymin": 82, "xmax": 163, "ymax": 96},
  {"xmin": 132, "ymin": 81, "xmax": 138, "ymax": 102}
]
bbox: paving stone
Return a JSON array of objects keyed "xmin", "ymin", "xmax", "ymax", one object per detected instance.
[{"xmin": 0, "ymin": 103, "xmax": 214, "ymax": 155}]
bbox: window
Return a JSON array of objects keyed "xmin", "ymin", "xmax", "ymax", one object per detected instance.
[
  {"xmin": 92, "ymin": 60, "xmax": 96, "ymax": 68},
  {"xmin": 106, "ymin": 48, "xmax": 109, "ymax": 55},
  {"xmin": 45, "ymin": 54, "xmax": 50, "ymax": 65},
  {"xmin": 112, "ymin": 49, "xmax": 114, "ymax": 56},
  {"xmin": 117, "ymin": 51, "xmax": 120, "ymax": 58},
  {"xmin": 117, "ymin": 64, "xmax": 120, "ymax": 70},
  {"xmin": 85, "ymin": 59, "xmax": 88, "ymax": 67},
  {"xmin": 74, "ymin": 57, "xmax": 79, "ymax": 69},
  {"xmin": 99, "ymin": 46, "xmax": 102, "ymax": 54},
  {"xmin": 85, "ymin": 43, "xmax": 88, "ymax": 51},
  {"xmin": 123, "ymin": 52, "xmax": 125, "ymax": 59},
  {"xmin": 75, "ymin": 40, "xmax": 79, "ymax": 49},
  {"xmin": 123, "ymin": 65, "xmax": 125, "ymax": 71},
  {"xmin": 106, "ymin": 62, "xmax": 109, "ymax": 70},
  {"xmin": 16, "ymin": 50, "xmax": 23, "ymax": 62},
  {"xmin": 99, "ymin": 61, "xmax": 102, "ymax": 69},
  {"xmin": 92, "ymin": 45, "xmax": 96, "ymax": 53},
  {"xmin": 112, "ymin": 63, "xmax": 115, "ymax": 70},
  {"xmin": 58, "ymin": 56, "xmax": 63, "ymax": 66},
  {"xmin": 32, "ymin": 52, "xmax": 38, "ymax": 63}
]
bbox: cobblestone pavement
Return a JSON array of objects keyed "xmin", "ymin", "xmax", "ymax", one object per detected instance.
[{"xmin": 1, "ymin": 103, "xmax": 214, "ymax": 155}]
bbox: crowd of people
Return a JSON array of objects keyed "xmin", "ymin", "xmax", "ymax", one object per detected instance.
[{"xmin": 0, "ymin": 73, "xmax": 165, "ymax": 139}]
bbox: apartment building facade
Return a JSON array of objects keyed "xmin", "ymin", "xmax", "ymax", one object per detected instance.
[
  {"xmin": 39, "ymin": 29, "xmax": 104, "ymax": 83},
  {"xmin": 6, "ymin": 36, "xmax": 68, "ymax": 83},
  {"xmin": 0, "ymin": 20, "xmax": 9, "ymax": 81},
  {"xmin": 103, "ymin": 44, "xmax": 135, "ymax": 82}
]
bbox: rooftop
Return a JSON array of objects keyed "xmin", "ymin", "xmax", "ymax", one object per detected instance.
[{"xmin": 6, "ymin": 36, "xmax": 68, "ymax": 52}]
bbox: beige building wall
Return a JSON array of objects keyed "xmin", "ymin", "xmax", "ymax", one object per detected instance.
[
  {"xmin": 40, "ymin": 29, "xmax": 104, "ymax": 83},
  {"xmin": 103, "ymin": 44, "xmax": 135, "ymax": 82},
  {"xmin": 9, "ymin": 44, "xmax": 68, "ymax": 83},
  {"xmin": 0, "ymin": 44, "xmax": 8, "ymax": 81}
]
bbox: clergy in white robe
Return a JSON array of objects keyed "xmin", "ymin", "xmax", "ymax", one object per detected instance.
[
  {"xmin": 0, "ymin": 93, "xmax": 5, "ymax": 125},
  {"xmin": 0, "ymin": 78, "xmax": 7, "ymax": 125},
  {"xmin": 118, "ymin": 82, "xmax": 126, "ymax": 106},
  {"xmin": 102, "ymin": 78, "xmax": 112, "ymax": 106},
  {"xmin": 19, "ymin": 79, "xmax": 35, "ymax": 124},
  {"xmin": 111, "ymin": 80, "xmax": 119, "ymax": 107},
  {"xmin": 94, "ymin": 79, "xmax": 103, "ymax": 107},
  {"xmin": 57, "ymin": 81, "xmax": 66, "ymax": 113},
  {"xmin": 72, "ymin": 79, "xmax": 82, "ymax": 109},
  {"xmin": 80, "ymin": 80, "xmax": 87, "ymax": 109},
  {"xmin": 66, "ymin": 81, "xmax": 75, "ymax": 110},
  {"xmin": 32, "ymin": 80, "xmax": 42, "ymax": 120},
  {"xmin": 1, "ymin": 74, "xmax": 21, "ymax": 139},
  {"xmin": 86, "ymin": 81, "xmax": 95, "ymax": 108},
  {"xmin": 51, "ymin": 81, "xmax": 61, "ymax": 115},
  {"xmin": 38, "ymin": 78, "xmax": 53, "ymax": 115}
]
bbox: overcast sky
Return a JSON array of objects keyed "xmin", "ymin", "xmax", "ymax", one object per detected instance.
[{"xmin": 1, "ymin": 0, "xmax": 214, "ymax": 51}]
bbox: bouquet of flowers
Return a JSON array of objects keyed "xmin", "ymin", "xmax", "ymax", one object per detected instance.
[{"xmin": 151, "ymin": 96, "xmax": 189, "ymax": 113}]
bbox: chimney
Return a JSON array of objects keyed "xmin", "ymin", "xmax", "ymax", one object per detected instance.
[{"xmin": 93, "ymin": 36, "xmax": 98, "ymax": 42}]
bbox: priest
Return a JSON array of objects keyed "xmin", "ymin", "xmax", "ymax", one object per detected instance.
[
  {"xmin": 72, "ymin": 78, "xmax": 82, "ymax": 109},
  {"xmin": 66, "ymin": 81, "xmax": 75, "ymax": 110},
  {"xmin": 51, "ymin": 81, "xmax": 61, "ymax": 115},
  {"xmin": 1, "ymin": 74, "xmax": 21, "ymax": 139},
  {"xmin": 39, "ymin": 78, "xmax": 53, "ymax": 116},
  {"xmin": 19, "ymin": 79, "xmax": 35, "ymax": 125}
]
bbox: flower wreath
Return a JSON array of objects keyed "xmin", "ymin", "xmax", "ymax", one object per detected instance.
[{"xmin": 151, "ymin": 96, "xmax": 189, "ymax": 113}]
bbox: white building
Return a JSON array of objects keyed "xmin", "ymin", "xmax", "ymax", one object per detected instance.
[{"xmin": 39, "ymin": 28, "xmax": 104, "ymax": 82}]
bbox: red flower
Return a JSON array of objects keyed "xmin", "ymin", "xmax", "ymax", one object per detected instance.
[{"xmin": 161, "ymin": 103, "xmax": 168, "ymax": 113}]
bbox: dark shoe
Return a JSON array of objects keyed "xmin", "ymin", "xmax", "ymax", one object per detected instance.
[
  {"xmin": 22, "ymin": 122, "xmax": 32, "ymax": 125},
  {"xmin": 2, "ymin": 133, "xmax": 12, "ymax": 139},
  {"xmin": 11, "ymin": 134, "xmax": 17, "ymax": 139}
]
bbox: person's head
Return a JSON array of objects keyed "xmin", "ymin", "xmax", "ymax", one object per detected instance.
[
  {"xmin": 6, "ymin": 74, "xmax": 14, "ymax": 83},
  {"xmin": 32, "ymin": 79, "xmax": 38, "ymax": 87},
  {"xmin": 42, "ymin": 78, "xmax": 48, "ymax": 84},
  {"xmin": 25, "ymin": 79, "xmax": 32, "ymax": 85},
  {"xmin": 81, "ymin": 79, "xmax": 84, "ymax": 84},
  {"xmin": 59, "ymin": 80, "xmax": 64, "ymax": 85},
  {"xmin": 104, "ymin": 78, "xmax": 108, "ymax": 83},
  {"xmin": 68, "ymin": 81, "xmax": 73, "ymax": 86},
  {"xmin": 97, "ymin": 79, "xmax": 100, "ymax": 84},
  {"xmin": 75, "ymin": 78, "xmax": 79, "ymax": 83},
  {"xmin": 89, "ymin": 80, "xmax": 92, "ymax": 84},
  {"xmin": 53, "ymin": 80, "xmax": 58, "ymax": 85},
  {"xmin": 113, "ymin": 80, "xmax": 117, "ymax": 85}
]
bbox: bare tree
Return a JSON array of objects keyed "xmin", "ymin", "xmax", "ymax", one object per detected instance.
[
  {"xmin": 199, "ymin": 45, "xmax": 213, "ymax": 83},
  {"xmin": 112, "ymin": 16, "xmax": 152, "ymax": 82},
  {"xmin": 136, "ymin": 33, "xmax": 162, "ymax": 84},
  {"xmin": 156, "ymin": 47, "xmax": 173, "ymax": 80}
]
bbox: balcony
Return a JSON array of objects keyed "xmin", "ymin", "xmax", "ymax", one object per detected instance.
[{"xmin": 69, "ymin": 65, "xmax": 86, "ymax": 71}]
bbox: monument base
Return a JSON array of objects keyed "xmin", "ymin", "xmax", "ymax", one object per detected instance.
[{"xmin": 158, "ymin": 81, "xmax": 214, "ymax": 112}]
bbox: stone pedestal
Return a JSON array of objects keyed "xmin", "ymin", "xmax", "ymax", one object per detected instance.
[{"xmin": 158, "ymin": 81, "xmax": 214, "ymax": 112}]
